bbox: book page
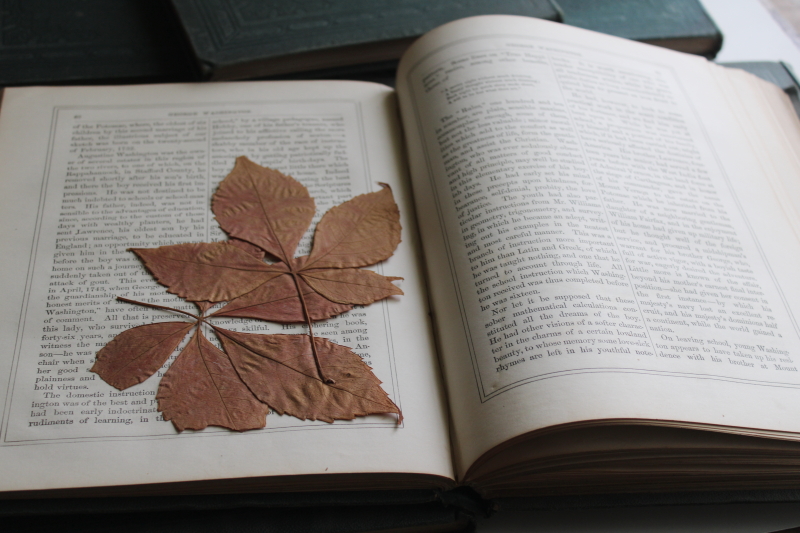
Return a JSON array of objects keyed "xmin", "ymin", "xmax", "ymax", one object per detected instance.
[
  {"xmin": 395, "ymin": 16, "xmax": 800, "ymax": 478},
  {"xmin": 0, "ymin": 81, "xmax": 453, "ymax": 493}
]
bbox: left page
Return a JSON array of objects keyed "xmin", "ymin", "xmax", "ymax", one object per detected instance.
[{"xmin": 0, "ymin": 81, "xmax": 453, "ymax": 493}]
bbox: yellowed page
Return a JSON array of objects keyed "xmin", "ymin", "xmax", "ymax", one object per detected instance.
[
  {"xmin": 0, "ymin": 81, "xmax": 453, "ymax": 493},
  {"xmin": 396, "ymin": 16, "xmax": 800, "ymax": 478},
  {"xmin": 713, "ymin": 66, "xmax": 800, "ymax": 240}
]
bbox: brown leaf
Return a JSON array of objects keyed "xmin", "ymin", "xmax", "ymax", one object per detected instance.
[
  {"xmin": 99, "ymin": 160, "xmax": 405, "ymax": 433},
  {"xmin": 91, "ymin": 322, "xmax": 194, "ymax": 389},
  {"xmin": 214, "ymin": 272, "xmax": 352, "ymax": 322},
  {"xmin": 300, "ymin": 268, "xmax": 403, "ymax": 305},
  {"xmin": 157, "ymin": 330, "xmax": 269, "ymax": 432},
  {"xmin": 132, "ymin": 242, "xmax": 284, "ymax": 302},
  {"xmin": 304, "ymin": 184, "xmax": 401, "ymax": 270},
  {"xmin": 216, "ymin": 330, "xmax": 402, "ymax": 423},
  {"xmin": 212, "ymin": 156, "xmax": 316, "ymax": 263}
]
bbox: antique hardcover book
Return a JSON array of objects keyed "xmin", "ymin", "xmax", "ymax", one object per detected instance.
[
  {"xmin": 2, "ymin": 16, "xmax": 800, "ymax": 505},
  {"xmin": 557, "ymin": 0, "xmax": 723, "ymax": 58},
  {"xmin": 169, "ymin": 0, "xmax": 560, "ymax": 80}
]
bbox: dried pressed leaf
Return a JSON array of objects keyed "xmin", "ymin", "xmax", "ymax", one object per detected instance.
[
  {"xmin": 300, "ymin": 268, "xmax": 403, "ymax": 305},
  {"xmin": 213, "ymin": 156, "xmax": 316, "ymax": 263},
  {"xmin": 132, "ymin": 242, "xmax": 284, "ymax": 302},
  {"xmin": 214, "ymin": 273, "xmax": 352, "ymax": 322},
  {"xmin": 157, "ymin": 330, "xmax": 269, "ymax": 432},
  {"xmin": 91, "ymin": 322, "xmax": 193, "ymax": 389},
  {"xmin": 216, "ymin": 330, "xmax": 402, "ymax": 423},
  {"xmin": 304, "ymin": 184, "xmax": 401, "ymax": 270},
  {"xmin": 97, "ymin": 160, "xmax": 405, "ymax": 432}
]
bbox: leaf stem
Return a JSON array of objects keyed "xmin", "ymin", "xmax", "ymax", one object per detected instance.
[
  {"xmin": 116, "ymin": 297, "xmax": 200, "ymax": 320},
  {"xmin": 289, "ymin": 272, "xmax": 334, "ymax": 384}
]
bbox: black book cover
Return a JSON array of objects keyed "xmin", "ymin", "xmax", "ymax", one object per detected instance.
[
  {"xmin": 0, "ymin": 0, "xmax": 198, "ymax": 86},
  {"xmin": 0, "ymin": 489, "xmax": 484, "ymax": 533}
]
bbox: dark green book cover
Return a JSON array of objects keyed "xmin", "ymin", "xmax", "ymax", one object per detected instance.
[
  {"xmin": 556, "ymin": 0, "xmax": 723, "ymax": 58},
  {"xmin": 169, "ymin": 0, "xmax": 561, "ymax": 80}
]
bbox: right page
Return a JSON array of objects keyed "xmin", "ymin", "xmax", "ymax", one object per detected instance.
[{"xmin": 395, "ymin": 15, "xmax": 800, "ymax": 479}]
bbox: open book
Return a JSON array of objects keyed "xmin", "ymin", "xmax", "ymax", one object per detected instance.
[{"xmin": 2, "ymin": 15, "xmax": 800, "ymax": 499}]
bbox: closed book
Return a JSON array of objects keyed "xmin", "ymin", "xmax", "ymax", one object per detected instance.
[
  {"xmin": 169, "ymin": 0, "xmax": 560, "ymax": 80},
  {"xmin": 556, "ymin": 0, "xmax": 723, "ymax": 58}
]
